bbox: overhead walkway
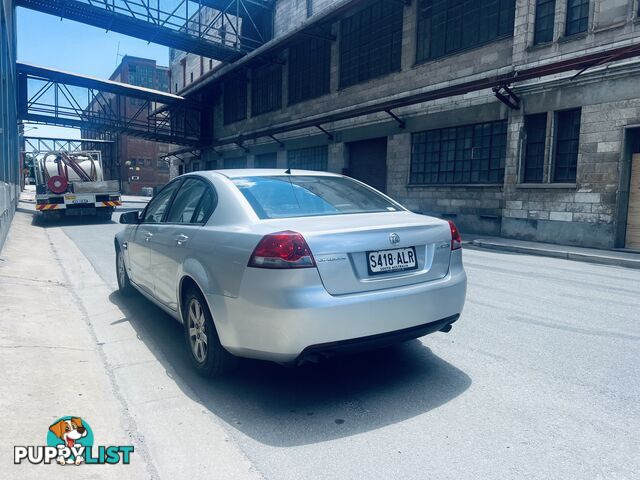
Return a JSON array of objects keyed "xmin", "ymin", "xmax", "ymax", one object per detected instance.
[
  {"xmin": 23, "ymin": 136, "xmax": 114, "ymax": 153},
  {"xmin": 17, "ymin": 62, "xmax": 206, "ymax": 146},
  {"xmin": 15, "ymin": 0, "xmax": 274, "ymax": 61}
]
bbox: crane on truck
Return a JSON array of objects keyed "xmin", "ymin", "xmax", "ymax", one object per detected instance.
[{"xmin": 34, "ymin": 151, "xmax": 121, "ymax": 220}]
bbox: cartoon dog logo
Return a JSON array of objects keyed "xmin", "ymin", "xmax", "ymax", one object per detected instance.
[{"xmin": 48, "ymin": 417, "xmax": 87, "ymax": 465}]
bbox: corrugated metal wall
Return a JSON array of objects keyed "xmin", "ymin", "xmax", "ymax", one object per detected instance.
[{"xmin": 0, "ymin": 0, "xmax": 18, "ymax": 252}]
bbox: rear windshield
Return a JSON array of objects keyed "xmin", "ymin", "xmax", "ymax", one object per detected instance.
[{"xmin": 231, "ymin": 176, "xmax": 403, "ymax": 219}]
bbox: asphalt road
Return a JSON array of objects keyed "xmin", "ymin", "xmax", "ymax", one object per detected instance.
[{"xmin": 52, "ymin": 210, "xmax": 640, "ymax": 479}]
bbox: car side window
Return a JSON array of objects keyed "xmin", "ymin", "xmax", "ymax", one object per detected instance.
[
  {"xmin": 142, "ymin": 181, "xmax": 181, "ymax": 223},
  {"xmin": 166, "ymin": 178, "xmax": 215, "ymax": 224},
  {"xmin": 192, "ymin": 188, "xmax": 216, "ymax": 224}
]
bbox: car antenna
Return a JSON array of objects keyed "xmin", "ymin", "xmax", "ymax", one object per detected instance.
[{"xmin": 283, "ymin": 168, "xmax": 301, "ymax": 209}]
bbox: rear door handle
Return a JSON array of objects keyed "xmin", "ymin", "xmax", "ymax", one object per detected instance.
[{"xmin": 176, "ymin": 234, "xmax": 189, "ymax": 245}]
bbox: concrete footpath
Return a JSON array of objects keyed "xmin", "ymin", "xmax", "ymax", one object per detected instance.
[
  {"xmin": 463, "ymin": 234, "xmax": 640, "ymax": 270},
  {"xmin": 0, "ymin": 210, "xmax": 262, "ymax": 480}
]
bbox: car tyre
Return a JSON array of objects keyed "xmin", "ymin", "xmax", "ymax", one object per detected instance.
[
  {"xmin": 115, "ymin": 246, "xmax": 136, "ymax": 296},
  {"xmin": 98, "ymin": 208, "xmax": 113, "ymax": 222},
  {"xmin": 183, "ymin": 287, "xmax": 236, "ymax": 377}
]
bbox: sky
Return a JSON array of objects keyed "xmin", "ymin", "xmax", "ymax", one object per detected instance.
[{"xmin": 17, "ymin": 8, "xmax": 170, "ymax": 140}]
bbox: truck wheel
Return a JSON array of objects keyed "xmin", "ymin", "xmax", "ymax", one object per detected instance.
[
  {"xmin": 98, "ymin": 208, "xmax": 113, "ymax": 221},
  {"xmin": 183, "ymin": 288, "xmax": 236, "ymax": 377},
  {"xmin": 116, "ymin": 246, "xmax": 135, "ymax": 296}
]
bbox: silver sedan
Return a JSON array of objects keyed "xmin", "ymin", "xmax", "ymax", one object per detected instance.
[{"xmin": 115, "ymin": 170, "xmax": 467, "ymax": 376}]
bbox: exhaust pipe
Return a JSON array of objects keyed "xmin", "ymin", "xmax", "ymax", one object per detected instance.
[{"xmin": 439, "ymin": 323, "xmax": 453, "ymax": 333}]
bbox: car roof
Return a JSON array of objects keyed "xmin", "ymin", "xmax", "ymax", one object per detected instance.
[{"xmin": 194, "ymin": 169, "xmax": 342, "ymax": 179}]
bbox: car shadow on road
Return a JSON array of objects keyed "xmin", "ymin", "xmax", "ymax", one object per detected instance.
[
  {"xmin": 109, "ymin": 290, "xmax": 471, "ymax": 447},
  {"xmin": 27, "ymin": 213, "xmax": 116, "ymax": 228}
]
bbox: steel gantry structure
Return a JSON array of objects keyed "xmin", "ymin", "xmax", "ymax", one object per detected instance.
[
  {"xmin": 15, "ymin": 0, "xmax": 275, "ymax": 61},
  {"xmin": 23, "ymin": 136, "xmax": 114, "ymax": 153},
  {"xmin": 17, "ymin": 62, "xmax": 208, "ymax": 146}
]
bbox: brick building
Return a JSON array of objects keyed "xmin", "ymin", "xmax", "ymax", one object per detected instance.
[
  {"xmin": 169, "ymin": 0, "xmax": 640, "ymax": 250},
  {"xmin": 106, "ymin": 56, "xmax": 172, "ymax": 195}
]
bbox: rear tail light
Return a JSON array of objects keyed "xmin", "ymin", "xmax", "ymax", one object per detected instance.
[
  {"xmin": 448, "ymin": 220, "xmax": 462, "ymax": 250},
  {"xmin": 248, "ymin": 231, "xmax": 316, "ymax": 269}
]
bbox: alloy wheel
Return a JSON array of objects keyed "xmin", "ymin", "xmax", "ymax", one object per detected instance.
[{"xmin": 187, "ymin": 298, "xmax": 208, "ymax": 363}]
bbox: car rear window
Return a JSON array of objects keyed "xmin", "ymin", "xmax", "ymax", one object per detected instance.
[{"xmin": 231, "ymin": 176, "xmax": 403, "ymax": 219}]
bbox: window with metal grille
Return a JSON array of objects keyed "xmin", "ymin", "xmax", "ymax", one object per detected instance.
[
  {"xmin": 287, "ymin": 146, "xmax": 328, "ymax": 171},
  {"xmin": 251, "ymin": 64, "xmax": 282, "ymax": 116},
  {"xmin": 288, "ymin": 33, "xmax": 331, "ymax": 105},
  {"xmin": 410, "ymin": 120, "xmax": 508, "ymax": 185},
  {"xmin": 565, "ymin": 0, "xmax": 589, "ymax": 36},
  {"xmin": 416, "ymin": 0, "xmax": 516, "ymax": 62},
  {"xmin": 223, "ymin": 72, "xmax": 247, "ymax": 125},
  {"xmin": 523, "ymin": 113, "xmax": 547, "ymax": 183},
  {"xmin": 255, "ymin": 152, "xmax": 278, "ymax": 168},
  {"xmin": 339, "ymin": 0, "xmax": 403, "ymax": 88},
  {"xmin": 156, "ymin": 70, "xmax": 169, "ymax": 92},
  {"xmin": 553, "ymin": 108, "xmax": 581, "ymax": 183},
  {"xmin": 129, "ymin": 65, "xmax": 154, "ymax": 88},
  {"xmin": 534, "ymin": 0, "xmax": 556, "ymax": 44},
  {"xmin": 224, "ymin": 156, "xmax": 247, "ymax": 169}
]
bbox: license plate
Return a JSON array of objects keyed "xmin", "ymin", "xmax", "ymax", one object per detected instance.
[
  {"xmin": 367, "ymin": 247, "xmax": 417, "ymax": 275},
  {"xmin": 65, "ymin": 195, "xmax": 89, "ymax": 204}
]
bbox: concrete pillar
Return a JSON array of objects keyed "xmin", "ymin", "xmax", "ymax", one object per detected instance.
[
  {"xmin": 386, "ymin": 133, "xmax": 412, "ymax": 205},
  {"xmin": 512, "ymin": 0, "xmax": 534, "ymax": 66},
  {"xmin": 504, "ymin": 109, "xmax": 524, "ymax": 189},
  {"xmin": 330, "ymin": 22, "xmax": 340, "ymax": 93},
  {"xmin": 277, "ymin": 149, "xmax": 288, "ymax": 169},
  {"xmin": 328, "ymin": 143, "xmax": 346, "ymax": 173},
  {"xmin": 246, "ymin": 69, "xmax": 252, "ymax": 120},
  {"xmin": 555, "ymin": 0, "xmax": 569, "ymax": 39},
  {"xmin": 169, "ymin": 159, "xmax": 180, "ymax": 179},
  {"xmin": 246, "ymin": 153, "xmax": 255, "ymax": 168},
  {"xmin": 281, "ymin": 49, "xmax": 289, "ymax": 109},
  {"xmin": 400, "ymin": 0, "xmax": 417, "ymax": 71}
]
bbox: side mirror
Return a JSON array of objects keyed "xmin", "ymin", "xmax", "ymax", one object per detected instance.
[{"xmin": 120, "ymin": 210, "xmax": 141, "ymax": 224}]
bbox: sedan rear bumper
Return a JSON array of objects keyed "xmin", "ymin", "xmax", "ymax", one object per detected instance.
[
  {"xmin": 295, "ymin": 314, "xmax": 459, "ymax": 365},
  {"xmin": 206, "ymin": 252, "xmax": 467, "ymax": 364}
]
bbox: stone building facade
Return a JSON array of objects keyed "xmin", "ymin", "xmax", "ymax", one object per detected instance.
[{"xmin": 170, "ymin": 0, "xmax": 640, "ymax": 250}]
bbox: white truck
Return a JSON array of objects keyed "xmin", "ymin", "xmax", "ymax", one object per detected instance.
[{"xmin": 34, "ymin": 151, "xmax": 122, "ymax": 219}]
